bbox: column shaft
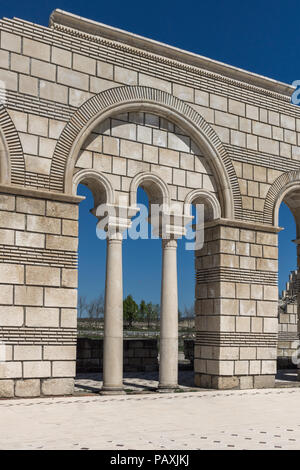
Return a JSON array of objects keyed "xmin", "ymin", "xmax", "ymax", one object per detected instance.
[
  {"xmin": 159, "ymin": 238, "xmax": 178, "ymax": 390},
  {"xmin": 101, "ymin": 234, "xmax": 124, "ymax": 394}
]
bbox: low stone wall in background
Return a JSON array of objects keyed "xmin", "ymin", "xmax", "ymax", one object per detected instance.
[{"xmin": 77, "ymin": 338, "xmax": 158, "ymax": 373}]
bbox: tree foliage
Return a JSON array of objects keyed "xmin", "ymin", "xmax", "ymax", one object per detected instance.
[{"xmin": 123, "ymin": 294, "xmax": 139, "ymax": 327}]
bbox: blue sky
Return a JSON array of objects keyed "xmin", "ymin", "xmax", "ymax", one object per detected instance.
[{"xmin": 2, "ymin": 0, "xmax": 299, "ymax": 306}]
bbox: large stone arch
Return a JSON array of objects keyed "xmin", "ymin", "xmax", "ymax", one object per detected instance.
[
  {"xmin": 50, "ymin": 86, "xmax": 240, "ymax": 219},
  {"xmin": 264, "ymin": 169, "xmax": 300, "ymax": 226},
  {"xmin": 0, "ymin": 105, "xmax": 25, "ymax": 185}
]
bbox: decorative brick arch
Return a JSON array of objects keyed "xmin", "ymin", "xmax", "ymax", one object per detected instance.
[
  {"xmin": 0, "ymin": 105, "xmax": 25, "ymax": 185},
  {"xmin": 264, "ymin": 169, "xmax": 300, "ymax": 225},
  {"xmin": 50, "ymin": 86, "xmax": 240, "ymax": 219}
]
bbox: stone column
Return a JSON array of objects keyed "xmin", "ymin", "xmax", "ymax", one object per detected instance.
[
  {"xmin": 101, "ymin": 232, "xmax": 125, "ymax": 395},
  {"xmin": 158, "ymin": 238, "xmax": 178, "ymax": 391}
]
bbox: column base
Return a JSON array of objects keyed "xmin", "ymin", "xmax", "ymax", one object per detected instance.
[
  {"xmin": 157, "ymin": 384, "xmax": 178, "ymax": 393},
  {"xmin": 100, "ymin": 386, "xmax": 126, "ymax": 396}
]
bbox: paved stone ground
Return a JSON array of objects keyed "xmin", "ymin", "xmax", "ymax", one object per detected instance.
[
  {"xmin": 75, "ymin": 369, "xmax": 300, "ymax": 394},
  {"xmin": 75, "ymin": 370, "xmax": 196, "ymax": 394},
  {"xmin": 1, "ymin": 387, "xmax": 300, "ymax": 449},
  {"xmin": 1, "ymin": 371, "xmax": 300, "ymax": 449}
]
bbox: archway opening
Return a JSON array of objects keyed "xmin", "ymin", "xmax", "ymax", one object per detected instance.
[
  {"xmin": 70, "ymin": 105, "xmax": 225, "ymax": 392},
  {"xmin": 277, "ymin": 198, "xmax": 298, "ymax": 383}
]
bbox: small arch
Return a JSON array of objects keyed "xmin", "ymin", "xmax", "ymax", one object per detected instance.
[
  {"xmin": 184, "ymin": 189, "xmax": 221, "ymax": 222},
  {"xmin": 129, "ymin": 171, "xmax": 170, "ymax": 208},
  {"xmin": 73, "ymin": 169, "xmax": 115, "ymax": 207},
  {"xmin": 264, "ymin": 170, "xmax": 300, "ymax": 226}
]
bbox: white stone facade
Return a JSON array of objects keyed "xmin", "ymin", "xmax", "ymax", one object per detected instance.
[{"xmin": 0, "ymin": 9, "xmax": 300, "ymax": 396}]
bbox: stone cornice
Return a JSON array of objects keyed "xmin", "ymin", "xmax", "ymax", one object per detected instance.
[
  {"xmin": 204, "ymin": 217, "xmax": 283, "ymax": 233},
  {"xmin": 0, "ymin": 184, "xmax": 85, "ymax": 203},
  {"xmin": 50, "ymin": 9, "xmax": 294, "ymax": 99}
]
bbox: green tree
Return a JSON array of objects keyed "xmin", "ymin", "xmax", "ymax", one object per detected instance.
[
  {"xmin": 139, "ymin": 300, "xmax": 147, "ymax": 323},
  {"xmin": 123, "ymin": 294, "xmax": 138, "ymax": 328}
]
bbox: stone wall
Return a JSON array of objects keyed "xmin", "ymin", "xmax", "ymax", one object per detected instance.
[
  {"xmin": 77, "ymin": 338, "xmax": 158, "ymax": 373},
  {"xmin": 194, "ymin": 222, "xmax": 278, "ymax": 389},
  {"xmin": 0, "ymin": 190, "xmax": 78, "ymax": 398}
]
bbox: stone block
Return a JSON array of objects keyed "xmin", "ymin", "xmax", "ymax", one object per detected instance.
[
  {"xmin": 62, "ymin": 219, "xmax": 78, "ymax": 237},
  {"xmin": 173, "ymin": 83, "xmax": 194, "ymax": 102},
  {"xmin": 234, "ymin": 361, "xmax": 249, "ymax": 375},
  {"xmin": 11, "ymin": 53, "xmax": 30, "ymax": 74},
  {"xmin": 15, "ymin": 231, "xmax": 45, "ymax": 248},
  {"xmin": 26, "ymin": 307, "xmax": 59, "ymax": 327},
  {"xmin": 115, "ymin": 66, "xmax": 137, "ymax": 85},
  {"xmin": 0, "ymin": 306, "xmax": 23, "ymax": 326},
  {"xmin": 20, "ymin": 133, "xmax": 39, "ymax": 155},
  {"xmin": 25, "ymin": 155, "xmax": 51, "ymax": 175},
  {"xmin": 39, "ymin": 138, "xmax": 56, "ymax": 159},
  {"xmin": 23, "ymin": 38, "xmax": 50, "ymax": 61},
  {"xmin": 0, "ymin": 263, "xmax": 24, "ymax": 284},
  {"xmin": 139, "ymin": 73, "xmax": 171, "ymax": 93},
  {"xmin": 137, "ymin": 125, "xmax": 152, "ymax": 144},
  {"xmin": 16, "ymin": 197, "xmax": 45, "ymax": 215},
  {"xmin": 40, "ymin": 80, "xmax": 68, "ymax": 104},
  {"xmin": 15, "ymin": 286, "xmax": 43, "ymax": 306},
  {"xmin": 46, "ymin": 234, "xmax": 78, "ymax": 251},
  {"xmin": 159, "ymin": 148, "xmax": 179, "ymax": 168},
  {"xmin": 52, "ymin": 361, "xmax": 76, "ymax": 377},
  {"xmin": 239, "ymin": 376, "xmax": 254, "ymax": 389},
  {"xmin": 45, "ymin": 288, "xmax": 77, "ymax": 308},
  {"xmin": 23, "ymin": 361, "xmax": 51, "ymax": 378},
  {"xmin": 0, "ymin": 210, "xmax": 25, "ymax": 230},
  {"xmin": 19, "ymin": 75, "xmax": 38, "ymax": 96},
  {"xmin": 27, "ymin": 214, "xmax": 61, "ymax": 234},
  {"xmin": 0, "ymin": 362, "xmax": 22, "ymax": 378},
  {"xmin": 0, "ymin": 285, "xmax": 13, "ymax": 304},
  {"xmin": 194, "ymin": 90, "xmax": 209, "ymax": 106},
  {"xmin": 1, "ymin": 31, "xmax": 21, "ymax": 53},
  {"xmin": 210, "ymin": 94, "xmax": 227, "ymax": 111},
  {"xmin": 41, "ymin": 378, "xmax": 74, "ymax": 396},
  {"xmin": 97, "ymin": 60, "xmax": 114, "ymax": 79},
  {"xmin": 253, "ymin": 375, "xmax": 275, "ymax": 389},
  {"xmin": 26, "ymin": 266, "xmax": 60, "ymax": 286},
  {"xmin": 257, "ymin": 301, "xmax": 277, "ymax": 317},
  {"xmin": 0, "ymin": 49, "xmax": 9, "ymax": 68},
  {"xmin": 44, "ymin": 346, "xmax": 76, "ymax": 360},
  {"xmin": 0, "ymin": 229, "xmax": 14, "ymax": 245},
  {"xmin": 0, "ymin": 380, "xmax": 14, "ymax": 397},
  {"xmin": 46, "ymin": 201, "xmax": 78, "ymax": 220},
  {"xmin": 57, "ymin": 66, "xmax": 89, "ymax": 90},
  {"xmin": 73, "ymin": 53, "xmax": 96, "ymax": 74},
  {"xmin": 51, "ymin": 47, "xmax": 72, "ymax": 67},
  {"xmin": 14, "ymin": 346, "xmax": 42, "ymax": 360},
  {"xmin": 62, "ymin": 269, "xmax": 78, "ymax": 288},
  {"xmin": 60, "ymin": 309, "xmax": 77, "ymax": 328},
  {"xmin": 7, "ymin": 110, "xmax": 28, "ymax": 132},
  {"xmin": 15, "ymin": 379, "xmax": 40, "ymax": 397},
  {"xmin": 211, "ymin": 376, "xmax": 239, "ymax": 390},
  {"xmin": 49, "ymin": 120, "xmax": 65, "ymax": 139},
  {"xmin": 120, "ymin": 140, "xmax": 142, "ymax": 160},
  {"xmin": 31, "ymin": 59, "xmax": 56, "ymax": 81}
]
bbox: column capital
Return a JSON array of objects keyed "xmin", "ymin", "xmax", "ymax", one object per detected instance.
[
  {"xmin": 95, "ymin": 203, "xmax": 139, "ymax": 237},
  {"xmin": 162, "ymin": 238, "xmax": 177, "ymax": 249}
]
